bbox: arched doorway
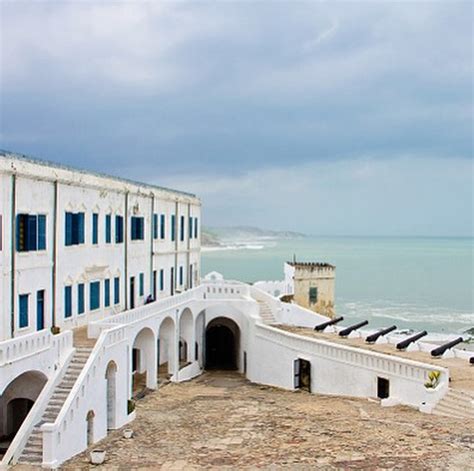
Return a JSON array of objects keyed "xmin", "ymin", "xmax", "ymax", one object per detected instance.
[
  {"xmin": 205, "ymin": 317, "xmax": 240, "ymax": 370},
  {"xmin": 131, "ymin": 327, "xmax": 157, "ymax": 393},
  {"xmin": 105, "ymin": 361, "xmax": 117, "ymax": 430},
  {"xmin": 86, "ymin": 410, "xmax": 95, "ymax": 446},
  {"xmin": 158, "ymin": 317, "xmax": 176, "ymax": 381},
  {"xmin": 0, "ymin": 370, "xmax": 47, "ymax": 448},
  {"xmin": 179, "ymin": 308, "xmax": 193, "ymax": 366}
]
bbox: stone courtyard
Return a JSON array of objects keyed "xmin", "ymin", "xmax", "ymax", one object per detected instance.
[{"xmin": 15, "ymin": 372, "xmax": 474, "ymax": 470}]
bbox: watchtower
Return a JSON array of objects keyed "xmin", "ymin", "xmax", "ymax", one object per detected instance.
[{"xmin": 284, "ymin": 261, "xmax": 336, "ymax": 318}]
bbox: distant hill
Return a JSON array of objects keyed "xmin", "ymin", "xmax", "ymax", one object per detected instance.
[{"xmin": 202, "ymin": 225, "xmax": 306, "ymax": 247}]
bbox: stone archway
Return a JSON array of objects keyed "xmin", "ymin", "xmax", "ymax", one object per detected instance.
[
  {"xmin": 105, "ymin": 361, "xmax": 117, "ymax": 430},
  {"xmin": 205, "ymin": 317, "xmax": 240, "ymax": 370},
  {"xmin": 132, "ymin": 327, "xmax": 157, "ymax": 393},
  {"xmin": 179, "ymin": 308, "xmax": 194, "ymax": 365},
  {"xmin": 158, "ymin": 317, "xmax": 176, "ymax": 380},
  {"xmin": 0, "ymin": 370, "xmax": 47, "ymax": 446}
]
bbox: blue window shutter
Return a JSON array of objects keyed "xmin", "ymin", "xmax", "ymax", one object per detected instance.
[
  {"xmin": 171, "ymin": 215, "xmax": 175, "ymax": 241},
  {"xmin": 92, "ymin": 213, "xmax": 98, "ymax": 245},
  {"xmin": 194, "ymin": 218, "xmax": 198, "ymax": 239},
  {"xmin": 79, "ymin": 213, "xmax": 85, "ymax": 244},
  {"xmin": 16, "ymin": 215, "xmax": 24, "ymax": 251},
  {"xmin": 19, "ymin": 294, "xmax": 29, "ymax": 328},
  {"xmin": 105, "ymin": 279, "xmax": 110, "ymax": 307},
  {"xmin": 179, "ymin": 266, "xmax": 183, "ymax": 285},
  {"xmin": 180, "ymin": 216, "xmax": 184, "ymax": 241},
  {"xmin": 153, "ymin": 214, "xmax": 158, "ymax": 239},
  {"xmin": 65, "ymin": 286, "xmax": 72, "ymax": 318},
  {"xmin": 160, "ymin": 214, "xmax": 165, "ymax": 239},
  {"xmin": 189, "ymin": 217, "xmax": 193, "ymax": 239},
  {"xmin": 114, "ymin": 277, "xmax": 120, "ymax": 304},
  {"xmin": 106, "ymin": 215, "xmax": 111, "ymax": 243},
  {"xmin": 139, "ymin": 273, "xmax": 144, "ymax": 296},
  {"xmin": 90, "ymin": 281, "xmax": 100, "ymax": 310},
  {"xmin": 38, "ymin": 215, "xmax": 46, "ymax": 250},
  {"xmin": 27, "ymin": 215, "xmax": 37, "ymax": 251},
  {"xmin": 65, "ymin": 212, "xmax": 72, "ymax": 246},
  {"xmin": 160, "ymin": 269, "xmax": 164, "ymax": 291},
  {"xmin": 78, "ymin": 284, "xmax": 85, "ymax": 314}
]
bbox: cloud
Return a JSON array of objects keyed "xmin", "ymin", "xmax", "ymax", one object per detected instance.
[
  {"xmin": 155, "ymin": 155, "xmax": 473, "ymax": 237},
  {"xmin": 0, "ymin": 1, "xmax": 472, "ymax": 235}
]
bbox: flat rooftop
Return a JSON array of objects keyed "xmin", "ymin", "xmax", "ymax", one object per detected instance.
[
  {"xmin": 275, "ymin": 325, "xmax": 474, "ymax": 392},
  {"xmin": 286, "ymin": 262, "xmax": 335, "ymax": 269}
]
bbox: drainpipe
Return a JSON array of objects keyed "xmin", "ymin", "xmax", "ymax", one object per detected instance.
[
  {"xmin": 150, "ymin": 194, "xmax": 155, "ymax": 298},
  {"xmin": 124, "ymin": 192, "xmax": 129, "ymax": 309},
  {"xmin": 186, "ymin": 202, "xmax": 191, "ymax": 290},
  {"xmin": 174, "ymin": 199, "xmax": 178, "ymax": 294},
  {"xmin": 10, "ymin": 174, "xmax": 16, "ymax": 338},
  {"xmin": 51, "ymin": 181, "xmax": 58, "ymax": 330}
]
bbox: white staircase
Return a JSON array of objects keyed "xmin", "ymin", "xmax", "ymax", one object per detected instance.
[
  {"xmin": 432, "ymin": 388, "xmax": 474, "ymax": 420},
  {"xmin": 18, "ymin": 346, "xmax": 93, "ymax": 465},
  {"xmin": 258, "ymin": 300, "xmax": 276, "ymax": 324}
]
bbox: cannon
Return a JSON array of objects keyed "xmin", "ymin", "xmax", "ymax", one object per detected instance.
[
  {"xmin": 314, "ymin": 316, "xmax": 344, "ymax": 331},
  {"xmin": 365, "ymin": 325, "xmax": 397, "ymax": 344},
  {"xmin": 431, "ymin": 337, "xmax": 464, "ymax": 357},
  {"xmin": 470, "ymin": 357, "xmax": 474, "ymax": 365},
  {"xmin": 339, "ymin": 320, "xmax": 369, "ymax": 337},
  {"xmin": 396, "ymin": 331, "xmax": 427, "ymax": 350}
]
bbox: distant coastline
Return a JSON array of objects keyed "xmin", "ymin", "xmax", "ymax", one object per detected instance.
[{"xmin": 202, "ymin": 225, "xmax": 305, "ymax": 251}]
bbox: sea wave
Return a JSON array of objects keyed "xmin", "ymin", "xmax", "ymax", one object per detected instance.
[{"xmin": 202, "ymin": 244, "xmax": 266, "ymax": 252}]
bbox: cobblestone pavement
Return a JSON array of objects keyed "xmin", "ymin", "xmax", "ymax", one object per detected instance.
[{"xmin": 57, "ymin": 371, "xmax": 474, "ymax": 470}]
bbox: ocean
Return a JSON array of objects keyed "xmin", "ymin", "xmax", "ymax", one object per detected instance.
[{"xmin": 202, "ymin": 236, "xmax": 474, "ymax": 337}]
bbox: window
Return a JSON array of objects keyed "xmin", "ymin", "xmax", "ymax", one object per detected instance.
[
  {"xmin": 19, "ymin": 294, "xmax": 29, "ymax": 328},
  {"xmin": 115, "ymin": 215, "xmax": 124, "ymax": 243},
  {"xmin": 179, "ymin": 266, "xmax": 184, "ymax": 286},
  {"xmin": 114, "ymin": 277, "xmax": 120, "ymax": 304},
  {"xmin": 189, "ymin": 217, "xmax": 193, "ymax": 239},
  {"xmin": 64, "ymin": 286, "xmax": 72, "ymax": 318},
  {"xmin": 78, "ymin": 283, "xmax": 85, "ymax": 314},
  {"xmin": 194, "ymin": 217, "xmax": 198, "ymax": 239},
  {"xmin": 189, "ymin": 264, "xmax": 193, "ymax": 289},
  {"xmin": 160, "ymin": 214, "xmax": 165, "ymax": 239},
  {"xmin": 153, "ymin": 214, "xmax": 158, "ymax": 239},
  {"xmin": 105, "ymin": 215, "xmax": 112, "ymax": 243},
  {"xmin": 171, "ymin": 215, "xmax": 176, "ymax": 241},
  {"xmin": 131, "ymin": 216, "xmax": 145, "ymax": 241},
  {"xmin": 36, "ymin": 290, "xmax": 45, "ymax": 331},
  {"xmin": 159, "ymin": 269, "xmax": 164, "ymax": 291},
  {"xmin": 309, "ymin": 287, "xmax": 318, "ymax": 304},
  {"xmin": 92, "ymin": 213, "xmax": 99, "ymax": 245},
  {"xmin": 104, "ymin": 279, "xmax": 110, "ymax": 307},
  {"xmin": 139, "ymin": 273, "xmax": 144, "ymax": 296},
  {"xmin": 180, "ymin": 216, "xmax": 185, "ymax": 241},
  {"xmin": 90, "ymin": 281, "xmax": 100, "ymax": 311},
  {"xmin": 65, "ymin": 212, "xmax": 85, "ymax": 246},
  {"xmin": 16, "ymin": 214, "xmax": 47, "ymax": 252}
]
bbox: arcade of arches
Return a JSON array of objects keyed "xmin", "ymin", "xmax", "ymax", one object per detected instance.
[{"xmin": 0, "ymin": 371, "xmax": 47, "ymax": 455}]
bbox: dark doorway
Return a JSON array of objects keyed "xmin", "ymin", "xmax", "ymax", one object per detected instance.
[
  {"xmin": 294, "ymin": 359, "xmax": 311, "ymax": 392},
  {"xmin": 130, "ymin": 277, "xmax": 135, "ymax": 309},
  {"xmin": 7, "ymin": 398, "xmax": 34, "ymax": 437},
  {"xmin": 205, "ymin": 324, "xmax": 237, "ymax": 370},
  {"xmin": 377, "ymin": 377, "xmax": 390, "ymax": 399}
]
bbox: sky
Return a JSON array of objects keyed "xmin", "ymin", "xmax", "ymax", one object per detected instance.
[{"xmin": 0, "ymin": 1, "xmax": 472, "ymax": 236}]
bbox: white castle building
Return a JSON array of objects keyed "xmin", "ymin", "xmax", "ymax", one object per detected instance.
[{"xmin": 0, "ymin": 151, "xmax": 472, "ymax": 468}]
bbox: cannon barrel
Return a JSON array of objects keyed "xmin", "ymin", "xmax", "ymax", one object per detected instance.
[
  {"xmin": 431, "ymin": 337, "xmax": 464, "ymax": 357},
  {"xmin": 339, "ymin": 320, "xmax": 369, "ymax": 337},
  {"xmin": 314, "ymin": 316, "xmax": 344, "ymax": 331},
  {"xmin": 470, "ymin": 357, "xmax": 474, "ymax": 365},
  {"xmin": 396, "ymin": 331, "xmax": 427, "ymax": 350},
  {"xmin": 365, "ymin": 325, "xmax": 397, "ymax": 343}
]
